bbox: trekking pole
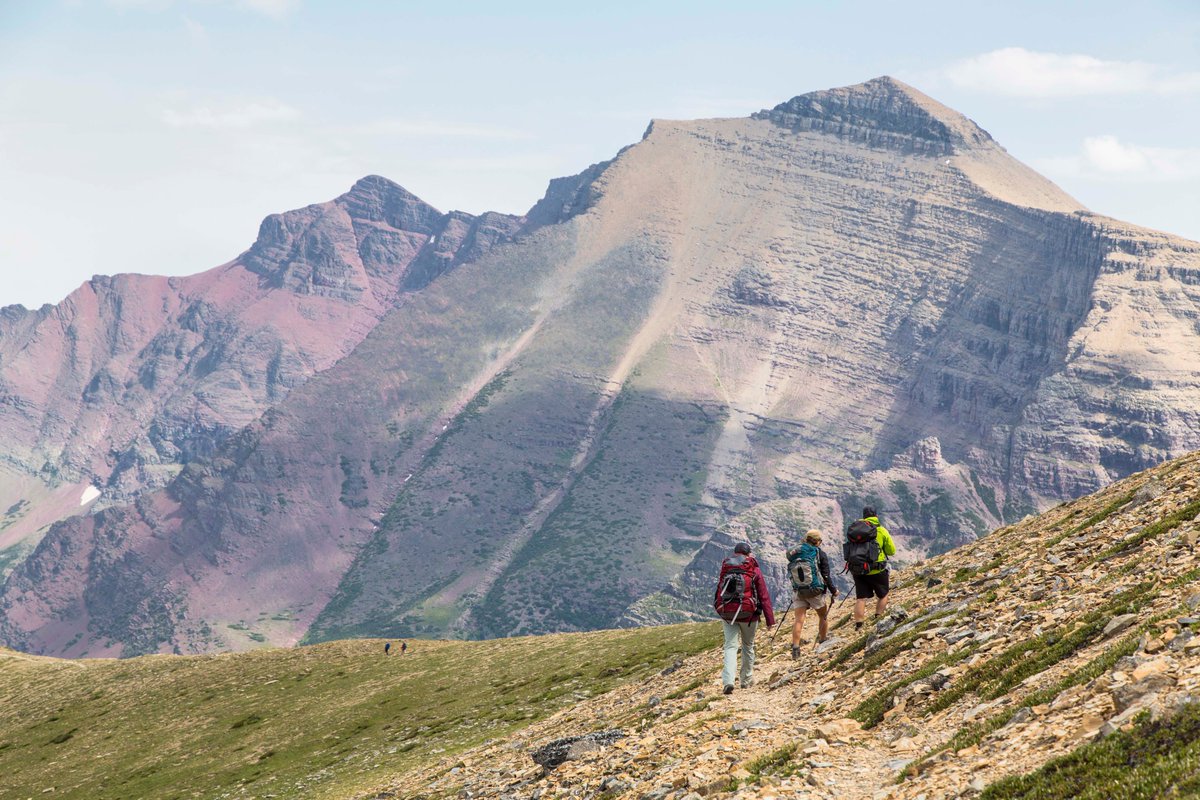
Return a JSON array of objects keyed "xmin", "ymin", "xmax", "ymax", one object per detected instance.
[{"xmin": 769, "ymin": 595, "xmax": 794, "ymax": 644}]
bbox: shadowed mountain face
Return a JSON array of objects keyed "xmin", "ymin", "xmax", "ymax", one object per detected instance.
[{"xmin": 3, "ymin": 77, "xmax": 1200, "ymax": 656}]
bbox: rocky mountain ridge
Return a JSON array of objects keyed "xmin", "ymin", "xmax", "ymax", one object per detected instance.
[
  {"xmin": 0, "ymin": 177, "xmax": 519, "ymax": 569},
  {"xmin": 3, "ymin": 76, "xmax": 1200, "ymax": 656},
  {"xmin": 385, "ymin": 448, "xmax": 1200, "ymax": 800}
]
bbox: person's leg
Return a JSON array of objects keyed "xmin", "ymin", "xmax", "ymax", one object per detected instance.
[
  {"xmin": 874, "ymin": 570, "xmax": 891, "ymax": 617},
  {"xmin": 721, "ymin": 621, "xmax": 739, "ymax": 689},
  {"xmin": 816, "ymin": 605, "xmax": 829, "ymax": 642},
  {"xmin": 853, "ymin": 574, "xmax": 869, "ymax": 627},
  {"xmin": 792, "ymin": 608, "xmax": 808, "ymax": 645},
  {"xmin": 740, "ymin": 621, "xmax": 757, "ymax": 687}
]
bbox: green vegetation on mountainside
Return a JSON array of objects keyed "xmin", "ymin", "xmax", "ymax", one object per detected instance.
[
  {"xmin": 0, "ymin": 623, "xmax": 717, "ymax": 800},
  {"xmin": 981, "ymin": 702, "xmax": 1200, "ymax": 799},
  {"xmin": 473, "ymin": 387, "xmax": 725, "ymax": 636}
]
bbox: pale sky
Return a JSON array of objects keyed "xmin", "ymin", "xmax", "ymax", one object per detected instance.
[{"xmin": 2, "ymin": 0, "xmax": 1198, "ymax": 308}]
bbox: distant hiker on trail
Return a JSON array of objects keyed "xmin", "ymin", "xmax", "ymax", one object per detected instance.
[
  {"xmin": 787, "ymin": 529, "xmax": 838, "ymax": 658},
  {"xmin": 844, "ymin": 506, "xmax": 896, "ymax": 631},
  {"xmin": 384, "ymin": 642, "xmax": 391, "ymax": 656},
  {"xmin": 713, "ymin": 542, "xmax": 775, "ymax": 695},
  {"xmin": 400, "ymin": 641, "xmax": 407, "ymax": 655}
]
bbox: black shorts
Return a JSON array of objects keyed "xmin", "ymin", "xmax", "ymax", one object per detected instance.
[{"xmin": 852, "ymin": 570, "xmax": 890, "ymax": 599}]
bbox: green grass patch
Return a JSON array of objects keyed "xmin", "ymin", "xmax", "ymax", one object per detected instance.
[
  {"xmin": 980, "ymin": 702, "xmax": 1200, "ymax": 799},
  {"xmin": 1093, "ymin": 499, "xmax": 1200, "ymax": 561},
  {"xmin": 851, "ymin": 644, "xmax": 979, "ymax": 728},
  {"xmin": 663, "ymin": 677, "xmax": 705, "ymax": 700},
  {"xmin": 1044, "ymin": 489, "xmax": 1137, "ymax": 547},
  {"xmin": 855, "ymin": 608, "xmax": 960, "ymax": 673},
  {"xmin": 745, "ymin": 741, "xmax": 803, "ymax": 781},
  {"xmin": 0, "ymin": 623, "xmax": 717, "ymax": 800},
  {"xmin": 924, "ymin": 583, "xmax": 1152, "ymax": 717},
  {"xmin": 827, "ymin": 630, "xmax": 873, "ymax": 669}
]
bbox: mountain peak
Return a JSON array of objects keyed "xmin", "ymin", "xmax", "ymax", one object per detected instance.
[
  {"xmin": 335, "ymin": 175, "xmax": 445, "ymax": 235},
  {"xmin": 753, "ymin": 75, "xmax": 993, "ymax": 155}
]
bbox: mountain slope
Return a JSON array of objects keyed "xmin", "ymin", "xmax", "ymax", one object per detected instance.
[
  {"xmin": 385, "ymin": 447, "xmax": 1200, "ymax": 800},
  {"xmin": 3, "ymin": 76, "xmax": 1200, "ymax": 656},
  {"xmin": 0, "ymin": 625, "xmax": 714, "ymax": 800},
  {"xmin": 0, "ymin": 177, "xmax": 520, "ymax": 573},
  {"xmin": 3, "ymin": 447, "xmax": 1193, "ymax": 800}
]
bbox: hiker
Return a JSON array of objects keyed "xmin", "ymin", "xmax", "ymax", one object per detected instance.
[
  {"xmin": 787, "ymin": 529, "xmax": 838, "ymax": 658},
  {"xmin": 400, "ymin": 640, "xmax": 407, "ymax": 655},
  {"xmin": 713, "ymin": 542, "xmax": 775, "ymax": 695},
  {"xmin": 384, "ymin": 642, "xmax": 391, "ymax": 656},
  {"xmin": 844, "ymin": 506, "xmax": 896, "ymax": 630}
]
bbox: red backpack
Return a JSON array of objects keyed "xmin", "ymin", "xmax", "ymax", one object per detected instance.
[{"xmin": 714, "ymin": 555, "xmax": 759, "ymax": 622}]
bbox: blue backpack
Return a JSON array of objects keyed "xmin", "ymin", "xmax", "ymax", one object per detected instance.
[{"xmin": 786, "ymin": 542, "xmax": 825, "ymax": 596}]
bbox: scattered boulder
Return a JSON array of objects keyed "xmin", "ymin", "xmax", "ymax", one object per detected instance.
[
  {"xmin": 1131, "ymin": 480, "xmax": 1164, "ymax": 507},
  {"xmin": 1102, "ymin": 614, "xmax": 1138, "ymax": 639},
  {"xmin": 816, "ymin": 718, "xmax": 861, "ymax": 741},
  {"xmin": 1112, "ymin": 673, "xmax": 1176, "ymax": 713},
  {"xmin": 660, "ymin": 660, "xmax": 684, "ymax": 676},
  {"xmin": 529, "ymin": 730, "xmax": 625, "ymax": 770}
]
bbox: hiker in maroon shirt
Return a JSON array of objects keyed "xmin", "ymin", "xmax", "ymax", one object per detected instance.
[{"xmin": 713, "ymin": 542, "xmax": 775, "ymax": 694}]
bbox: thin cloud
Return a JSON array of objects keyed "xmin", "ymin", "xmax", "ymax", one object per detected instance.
[
  {"xmin": 364, "ymin": 119, "xmax": 534, "ymax": 141},
  {"xmin": 105, "ymin": 0, "xmax": 298, "ymax": 18},
  {"xmin": 943, "ymin": 47, "xmax": 1200, "ymax": 97},
  {"xmin": 235, "ymin": 0, "xmax": 298, "ymax": 18},
  {"xmin": 161, "ymin": 99, "xmax": 300, "ymax": 128},
  {"xmin": 183, "ymin": 15, "xmax": 208, "ymax": 46},
  {"xmin": 1037, "ymin": 136, "xmax": 1200, "ymax": 183}
]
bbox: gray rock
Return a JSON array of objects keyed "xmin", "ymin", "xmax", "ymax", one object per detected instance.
[
  {"xmin": 1010, "ymin": 706, "xmax": 1033, "ymax": 725},
  {"xmin": 530, "ymin": 730, "xmax": 625, "ymax": 769},
  {"xmin": 1112, "ymin": 674, "xmax": 1176, "ymax": 713},
  {"xmin": 944, "ymin": 627, "xmax": 977, "ymax": 644},
  {"xmin": 1131, "ymin": 480, "xmax": 1164, "ymax": 506},
  {"xmin": 1169, "ymin": 631, "xmax": 1195, "ymax": 651},
  {"xmin": 1102, "ymin": 614, "xmax": 1138, "ymax": 639},
  {"xmin": 815, "ymin": 637, "xmax": 842, "ymax": 654},
  {"xmin": 647, "ymin": 695, "xmax": 662, "ymax": 708},
  {"xmin": 731, "ymin": 718, "xmax": 774, "ymax": 731}
]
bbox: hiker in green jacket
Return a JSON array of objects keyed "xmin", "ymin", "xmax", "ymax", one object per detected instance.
[{"xmin": 846, "ymin": 506, "xmax": 896, "ymax": 631}]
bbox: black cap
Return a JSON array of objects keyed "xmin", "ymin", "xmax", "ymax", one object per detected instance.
[
  {"xmin": 862, "ymin": 506, "xmax": 877, "ymax": 518},
  {"xmin": 733, "ymin": 542, "xmax": 752, "ymax": 555}
]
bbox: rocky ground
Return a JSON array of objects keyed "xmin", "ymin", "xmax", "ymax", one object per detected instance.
[{"xmin": 379, "ymin": 450, "xmax": 1200, "ymax": 799}]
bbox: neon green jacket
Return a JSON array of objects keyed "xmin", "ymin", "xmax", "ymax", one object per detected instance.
[{"xmin": 863, "ymin": 517, "xmax": 896, "ymax": 575}]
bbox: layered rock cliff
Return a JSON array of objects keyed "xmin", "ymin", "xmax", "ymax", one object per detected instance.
[
  {"xmin": 0, "ymin": 177, "xmax": 519, "ymax": 573},
  {"xmin": 3, "ymin": 77, "xmax": 1200, "ymax": 656}
]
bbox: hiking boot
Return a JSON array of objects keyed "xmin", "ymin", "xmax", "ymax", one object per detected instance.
[
  {"xmin": 741, "ymin": 680, "xmax": 753, "ymax": 689},
  {"xmin": 791, "ymin": 645, "xmax": 801, "ymax": 660},
  {"xmin": 723, "ymin": 684, "xmax": 734, "ymax": 695},
  {"xmin": 855, "ymin": 621, "xmax": 864, "ymax": 631}
]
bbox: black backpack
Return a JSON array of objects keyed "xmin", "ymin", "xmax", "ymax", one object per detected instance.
[{"xmin": 844, "ymin": 519, "xmax": 882, "ymax": 576}]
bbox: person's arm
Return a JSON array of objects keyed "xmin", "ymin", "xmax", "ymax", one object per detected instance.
[
  {"xmin": 819, "ymin": 551, "xmax": 836, "ymax": 594},
  {"xmin": 879, "ymin": 525, "xmax": 897, "ymax": 558},
  {"xmin": 755, "ymin": 568, "xmax": 775, "ymax": 627}
]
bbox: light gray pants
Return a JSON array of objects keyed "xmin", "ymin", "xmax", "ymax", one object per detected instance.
[{"xmin": 721, "ymin": 619, "xmax": 757, "ymax": 687}]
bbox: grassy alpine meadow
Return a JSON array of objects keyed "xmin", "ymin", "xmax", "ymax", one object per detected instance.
[{"xmin": 0, "ymin": 622, "xmax": 718, "ymax": 800}]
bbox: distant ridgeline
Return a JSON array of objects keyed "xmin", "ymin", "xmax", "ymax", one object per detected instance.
[{"xmin": 1, "ymin": 76, "xmax": 1200, "ymax": 656}]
